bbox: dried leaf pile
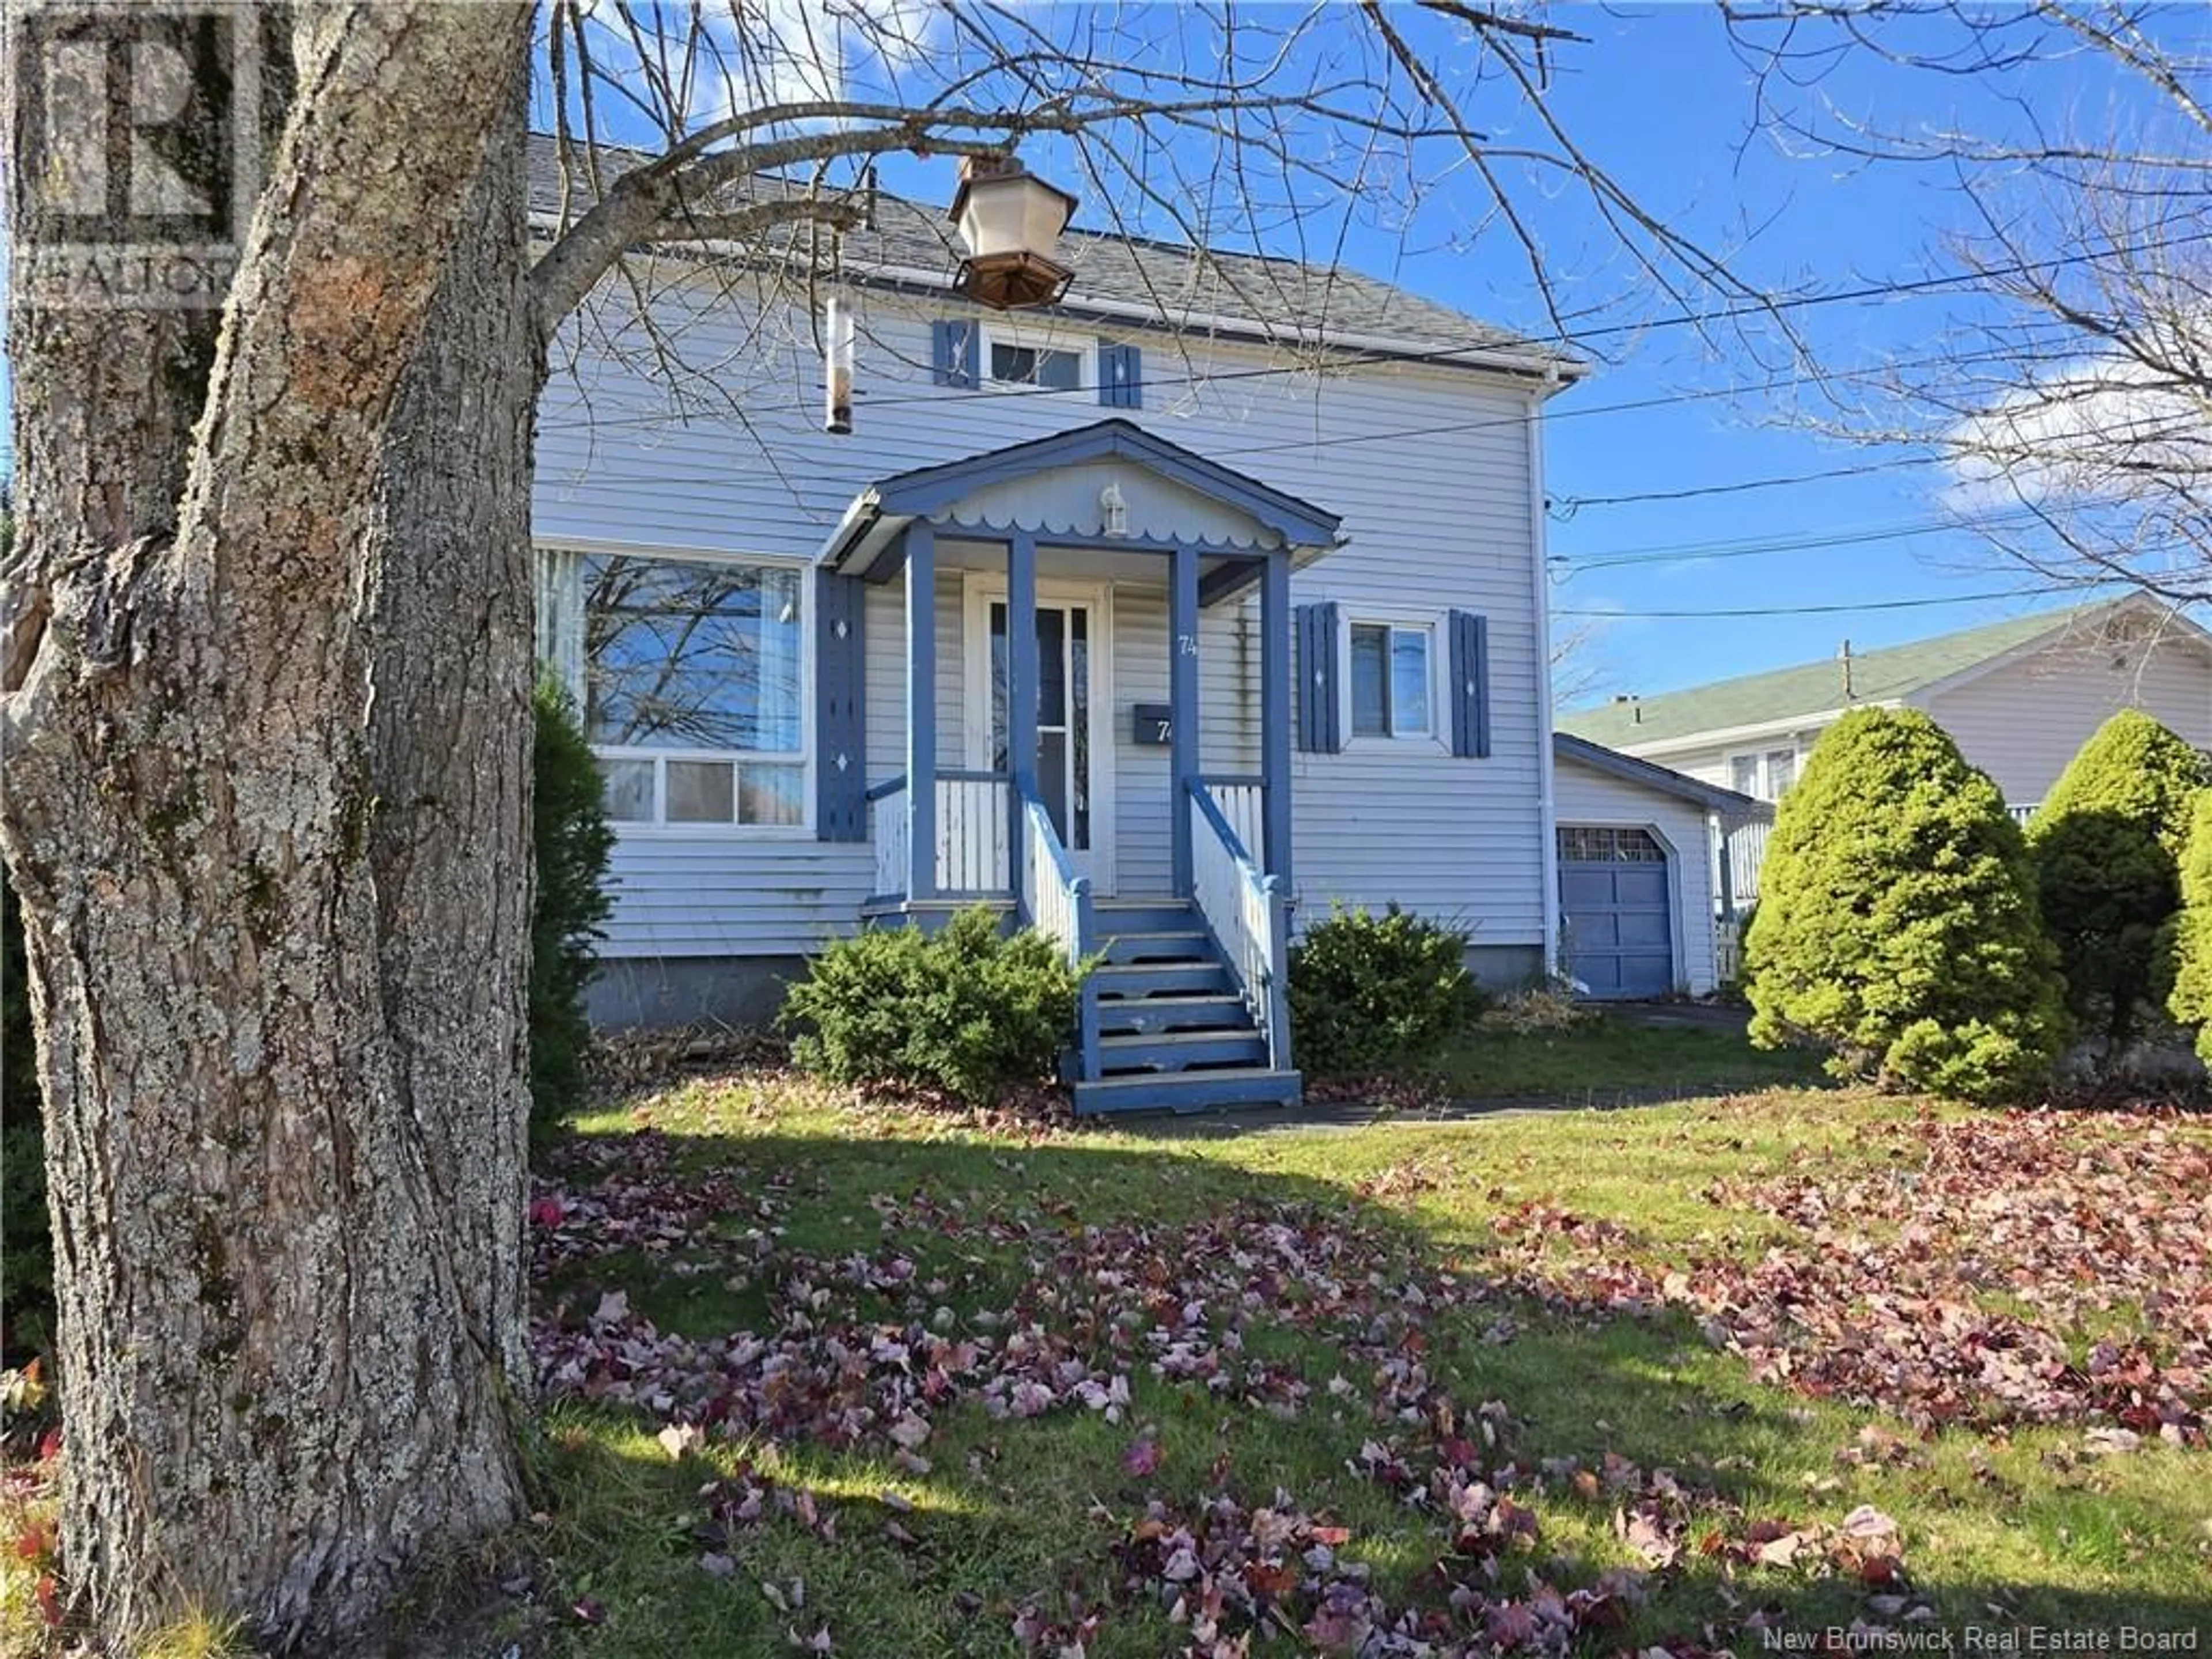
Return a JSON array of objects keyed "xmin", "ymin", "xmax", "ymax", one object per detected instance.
[
  {"xmin": 1486, "ymin": 1109, "xmax": 2209, "ymax": 1444},
  {"xmin": 527, "ymin": 1125, "xmax": 1960, "ymax": 1654}
]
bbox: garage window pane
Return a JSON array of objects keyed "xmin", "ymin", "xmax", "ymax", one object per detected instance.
[{"xmin": 1558, "ymin": 827, "xmax": 1665, "ymax": 863}]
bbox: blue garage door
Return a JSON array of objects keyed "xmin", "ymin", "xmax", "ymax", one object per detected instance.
[{"xmin": 1559, "ymin": 826, "xmax": 1673, "ymax": 999}]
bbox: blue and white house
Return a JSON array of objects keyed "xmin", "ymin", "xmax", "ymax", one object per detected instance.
[{"xmin": 530, "ymin": 146, "xmax": 1601, "ymax": 1112}]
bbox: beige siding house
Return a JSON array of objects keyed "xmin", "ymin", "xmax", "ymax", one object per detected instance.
[{"xmin": 1559, "ymin": 597, "xmax": 2212, "ymax": 902}]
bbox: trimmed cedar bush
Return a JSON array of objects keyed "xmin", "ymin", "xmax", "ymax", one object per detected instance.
[
  {"xmin": 1, "ymin": 862, "xmax": 51, "ymax": 1358},
  {"xmin": 781, "ymin": 907, "xmax": 1082, "ymax": 1103},
  {"xmin": 1287, "ymin": 903, "xmax": 1483, "ymax": 1077},
  {"xmin": 531, "ymin": 679, "xmax": 616, "ymax": 1125},
  {"xmin": 2027, "ymin": 710, "xmax": 2207, "ymax": 1052},
  {"xmin": 2165, "ymin": 791, "xmax": 2212, "ymax": 1065},
  {"xmin": 1744, "ymin": 707, "xmax": 2067, "ymax": 1103}
]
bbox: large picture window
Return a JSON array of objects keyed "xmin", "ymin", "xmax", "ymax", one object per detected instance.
[{"xmin": 539, "ymin": 548, "xmax": 809, "ymax": 830}]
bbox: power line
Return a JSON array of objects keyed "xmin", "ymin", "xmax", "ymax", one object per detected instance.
[
  {"xmin": 1551, "ymin": 504, "xmax": 2052, "ymax": 573},
  {"xmin": 1551, "ymin": 454, "xmax": 1948, "ymax": 513},
  {"xmin": 1553, "ymin": 584, "xmax": 2116, "ymax": 620},
  {"xmin": 817, "ymin": 225, "xmax": 2212, "ymax": 415}
]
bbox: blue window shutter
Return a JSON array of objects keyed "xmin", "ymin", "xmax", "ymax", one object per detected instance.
[
  {"xmin": 815, "ymin": 574, "xmax": 868, "ymax": 840},
  {"xmin": 1099, "ymin": 340, "xmax": 1142, "ymax": 408},
  {"xmin": 1449, "ymin": 610, "xmax": 1491, "ymax": 759},
  {"xmin": 933, "ymin": 319, "xmax": 979, "ymax": 389},
  {"xmin": 1295, "ymin": 601, "xmax": 1341, "ymax": 753}
]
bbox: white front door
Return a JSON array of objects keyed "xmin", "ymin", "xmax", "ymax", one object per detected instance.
[{"xmin": 965, "ymin": 579, "xmax": 1116, "ymax": 894}]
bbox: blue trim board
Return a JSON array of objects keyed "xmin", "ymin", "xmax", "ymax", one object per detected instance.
[
  {"xmin": 1007, "ymin": 527, "xmax": 1038, "ymax": 908},
  {"xmin": 1169, "ymin": 543, "xmax": 1201, "ymax": 894},
  {"xmin": 869, "ymin": 419, "xmax": 1343, "ymax": 546},
  {"xmin": 931, "ymin": 319, "xmax": 980, "ymax": 388},
  {"xmin": 814, "ymin": 571, "xmax": 868, "ymax": 840},
  {"xmin": 1099, "ymin": 340, "xmax": 1142, "ymax": 409},
  {"xmin": 905, "ymin": 522, "xmax": 937, "ymax": 900},
  {"xmin": 1295, "ymin": 602, "xmax": 1342, "ymax": 754},
  {"xmin": 1260, "ymin": 555, "xmax": 1293, "ymax": 888},
  {"xmin": 1448, "ymin": 610, "xmax": 1491, "ymax": 760}
]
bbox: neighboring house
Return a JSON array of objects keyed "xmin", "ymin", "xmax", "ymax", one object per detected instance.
[
  {"xmin": 529, "ymin": 143, "xmax": 1584, "ymax": 1112},
  {"xmin": 1560, "ymin": 595, "xmax": 2212, "ymax": 904},
  {"xmin": 1551, "ymin": 735, "xmax": 1768, "ymax": 999}
]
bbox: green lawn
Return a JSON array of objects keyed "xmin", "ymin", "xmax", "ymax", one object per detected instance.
[
  {"xmin": 508, "ymin": 1064, "xmax": 2212, "ymax": 1657},
  {"xmin": 1434, "ymin": 1007, "xmax": 1828, "ymax": 1102}
]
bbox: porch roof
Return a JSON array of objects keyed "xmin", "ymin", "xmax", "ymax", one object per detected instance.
[{"xmin": 819, "ymin": 418, "xmax": 1345, "ymax": 578}]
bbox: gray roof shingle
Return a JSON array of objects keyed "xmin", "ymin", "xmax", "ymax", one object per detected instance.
[{"xmin": 528, "ymin": 135, "xmax": 1555, "ymax": 365}]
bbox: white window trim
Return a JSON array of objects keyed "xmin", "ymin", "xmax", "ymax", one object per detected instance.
[
  {"xmin": 978, "ymin": 319, "xmax": 1094, "ymax": 392},
  {"xmin": 1340, "ymin": 609, "xmax": 1448, "ymax": 752},
  {"xmin": 538, "ymin": 540, "xmax": 817, "ymax": 839},
  {"xmin": 1724, "ymin": 741, "xmax": 1802, "ymax": 803}
]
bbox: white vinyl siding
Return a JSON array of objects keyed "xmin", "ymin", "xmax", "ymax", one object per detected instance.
[{"xmin": 538, "ymin": 277, "xmax": 1546, "ymax": 957}]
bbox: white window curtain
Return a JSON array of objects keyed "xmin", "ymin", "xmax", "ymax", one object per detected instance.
[{"xmin": 535, "ymin": 547, "xmax": 586, "ymax": 703}]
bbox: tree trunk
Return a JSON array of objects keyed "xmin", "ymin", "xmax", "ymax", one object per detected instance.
[{"xmin": 1, "ymin": 6, "xmax": 535, "ymax": 1646}]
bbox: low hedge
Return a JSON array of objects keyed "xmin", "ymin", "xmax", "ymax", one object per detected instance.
[{"xmin": 781, "ymin": 907, "xmax": 1082, "ymax": 1103}]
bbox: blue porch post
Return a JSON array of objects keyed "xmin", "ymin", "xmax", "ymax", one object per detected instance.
[
  {"xmin": 1170, "ymin": 542, "xmax": 1200, "ymax": 893},
  {"xmin": 906, "ymin": 522, "xmax": 937, "ymax": 900},
  {"xmin": 1006, "ymin": 529, "xmax": 1037, "ymax": 908},
  {"xmin": 1260, "ymin": 552, "xmax": 1293, "ymax": 889}
]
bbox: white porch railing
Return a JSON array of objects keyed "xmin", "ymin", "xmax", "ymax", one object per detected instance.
[
  {"xmin": 1021, "ymin": 796, "xmax": 1092, "ymax": 969},
  {"xmin": 937, "ymin": 772, "xmax": 1011, "ymax": 893},
  {"xmin": 2009, "ymin": 802, "xmax": 2040, "ymax": 825},
  {"xmin": 870, "ymin": 779, "xmax": 909, "ymax": 899},
  {"xmin": 1203, "ymin": 777, "xmax": 1267, "ymax": 873},
  {"xmin": 1189, "ymin": 782, "xmax": 1292, "ymax": 1070}
]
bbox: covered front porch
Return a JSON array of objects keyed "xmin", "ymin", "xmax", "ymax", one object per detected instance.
[{"xmin": 819, "ymin": 420, "xmax": 1342, "ymax": 1112}]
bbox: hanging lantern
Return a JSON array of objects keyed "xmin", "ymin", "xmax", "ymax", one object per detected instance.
[
  {"xmin": 824, "ymin": 291, "xmax": 855, "ymax": 435},
  {"xmin": 948, "ymin": 154, "xmax": 1077, "ymax": 310}
]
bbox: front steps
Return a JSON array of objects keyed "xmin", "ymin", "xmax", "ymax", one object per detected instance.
[{"xmin": 1069, "ymin": 896, "xmax": 1301, "ymax": 1115}]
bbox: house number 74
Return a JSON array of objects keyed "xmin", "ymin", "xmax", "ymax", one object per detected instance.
[{"xmin": 1176, "ymin": 634, "xmax": 1198, "ymax": 656}]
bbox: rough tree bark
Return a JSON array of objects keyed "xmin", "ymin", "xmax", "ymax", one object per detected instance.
[{"xmin": 1, "ymin": 6, "xmax": 535, "ymax": 1645}]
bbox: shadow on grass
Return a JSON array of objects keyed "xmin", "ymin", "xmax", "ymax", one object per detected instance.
[{"xmin": 518, "ymin": 1110, "xmax": 2211, "ymax": 1658}]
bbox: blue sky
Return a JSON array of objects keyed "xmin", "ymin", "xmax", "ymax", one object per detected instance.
[{"xmin": 1335, "ymin": 5, "xmax": 2195, "ymax": 707}]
